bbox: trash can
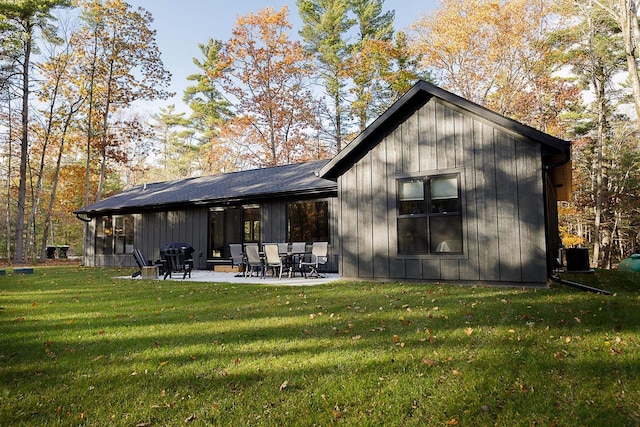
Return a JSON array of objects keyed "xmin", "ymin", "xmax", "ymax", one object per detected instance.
[
  {"xmin": 46, "ymin": 246, "xmax": 57, "ymax": 259},
  {"xmin": 565, "ymin": 247, "xmax": 591, "ymax": 272},
  {"xmin": 619, "ymin": 254, "xmax": 640, "ymax": 273}
]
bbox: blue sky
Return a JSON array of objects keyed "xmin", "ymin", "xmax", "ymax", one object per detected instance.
[{"xmin": 124, "ymin": 0, "xmax": 441, "ymax": 114}]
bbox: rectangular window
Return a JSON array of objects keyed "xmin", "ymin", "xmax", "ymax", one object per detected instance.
[
  {"xmin": 208, "ymin": 207, "xmax": 242, "ymax": 259},
  {"xmin": 243, "ymin": 206, "xmax": 261, "ymax": 243},
  {"xmin": 96, "ymin": 215, "xmax": 134, "ymax": 255},
  {"xmin": 287, "ymin": 200, "xmax": 329, "ymax": 243},
  {"xmin": 397, "ymin": 174, "xmax": 462, "ymax": 254}
]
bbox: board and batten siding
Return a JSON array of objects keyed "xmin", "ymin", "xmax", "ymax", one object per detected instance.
[
  {"xmin": 138, "ymin": 207, "xmax": 209, "ymax": 269},
  {"xmin": 84, "ymin": 207, "xmax": 209, "ymax": 269},
  {"xmin": 85, "ymin": 198, "xmax": 339, "ymax": 272},
  {"xmin": 337, "ymin": 97, "xmax": 547, "ymax": 285}
]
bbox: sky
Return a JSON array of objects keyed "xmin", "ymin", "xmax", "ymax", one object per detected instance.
[{"xmin": 123, "ymin": 0, "xmax": 441, "ymax": 115}]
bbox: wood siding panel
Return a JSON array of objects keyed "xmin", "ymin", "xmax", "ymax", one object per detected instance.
[
  {"xmin": 476, "ymin": 123, "xmax": 500, "ymax": 281},
  {"xmin": 419, "ymin": 101, "xmax": 437, "ymax": 171},
  {"xmin": 388, "ymin": 126, "xmax": 406, "ymax": 278},
  {"xmin": 440, "ymin": 259, "xmax": 460, "ymax": 280},
  {"xmin": 422, "ymin": 259, "xmax": 441, "ymax": 280},
  {"xmin": 372, "ymin": 135, "xmax": 390, "ymax": 278},
  {"xmin": 404, "ymin": 108, "xmax": 420, "ymax": 173},
  {"xmin": 517, "ymin": 143, "xmax": 547, "ymax": 283},
  {"xmin": 437, "ymin": 101, "xmax": 455, "ymax": 170},
  {"xmin": 496, "ymin": 134, "xmax": 522, "ymax": 282},
  {"xmin": 340, "ymin": 165, "xmax": 359, "ymax": 278},
  {"xmin": 357, "ymin": 151, "xmax": 374, "ymax": 277},
  {"xmin": 459, "ymin": 114, "xmax": 480, "ymax": 281}
]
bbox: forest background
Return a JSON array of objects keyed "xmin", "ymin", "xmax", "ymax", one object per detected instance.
[{"xmin": 1, "ymin": 0, "xmax": 639, "ymax": 269}]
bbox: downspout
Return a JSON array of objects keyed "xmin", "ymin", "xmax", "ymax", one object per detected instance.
[{"xmin": 549, "ymin": 275, "xmax": 610, "ymax": 295}]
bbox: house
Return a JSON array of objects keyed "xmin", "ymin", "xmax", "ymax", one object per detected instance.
[
  {"xmin": 75, "ymin": 80, "xmax": 571, "ymax": 286},
  {"xmin": 74, "ymin": 160, "xmax": 339, "ymax": 270},
  {"xmin": 319, "ymin": 80, "xmax": 571, "ymax": 286}
]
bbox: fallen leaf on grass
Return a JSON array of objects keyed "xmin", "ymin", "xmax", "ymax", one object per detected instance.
[
  {"xmin": 333, "ymin": 406, "xmax": 344, "ymax": 419},
  {"xmin": 464, "ymin": 327, "xmax": 473, "ymax": 336},
  {"xmin": 185, "ymin": 414, "xmax": 196, "ymax": 422},
  {"xmin": 279, "ymin": 381, "xmax": 288, "ymax": 391},
  {"xmin": 352, "ymin": 335, "xmax": 362, "ymax": 341}
]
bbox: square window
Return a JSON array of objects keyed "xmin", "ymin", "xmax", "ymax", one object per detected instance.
[{"xmin": 397, "ymin": 173, "xmax": 462, "ymax": 255}]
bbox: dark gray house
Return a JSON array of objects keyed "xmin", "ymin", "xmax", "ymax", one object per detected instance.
[
  {"xmin": 75, "ymin": 160, "xmax": 339, "ymax": 270},
  {"xmin": 319, "ymin": 81, "xmax": 571, "ymax": 285},
  {"xmin": 75, "ymin": 80, "xmax": 571, "ymax": 286}
]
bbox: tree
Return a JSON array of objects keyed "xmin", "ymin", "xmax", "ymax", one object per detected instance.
[
  {"xmin": 347, "ymin": 0, "xmax": 395, "ymax": 130},
  {"xmin": 554, "ymin": 0, "xmax": 628, "ymax": 267},
  {"xmin": 28, "ymin": 15, "xmax": 84, "ymax": 260},
  {"xmin": 298, "ymin": 0, "xmax": 352, "ymax": 152},
  {"xmin": 411, "ymin": 0, "xmax": 553, "ymax": 112},
  {"xmin": 183, "ymin": 38, "xmax": 232, "ymax": 145},
  {"xmin": 150, "ymin": 105, "xmax": 198, "ymax": 180},
  {"xmin": 213, "ymin": 6, "xmax": 322, "ymax": 167},
  {"xmin": 0, "ymin": 0, "xmax": 71, "ymax": 263},
  {"xmin": 74, "ymin": 0, "xmax": 172, "ymax": 203},
  {"xmin": 593, "ymin": 0, "xmax": 640, "ymax": 126}
]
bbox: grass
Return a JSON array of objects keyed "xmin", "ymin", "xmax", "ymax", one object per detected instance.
[{"xmin": 0, "ymin": 266, "xmax": 639, "ymax": 426}]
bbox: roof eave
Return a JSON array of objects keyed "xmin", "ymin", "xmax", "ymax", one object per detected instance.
[{"xmin": 73, "ymin": 186, "xmax": 338, "ymax": 218}]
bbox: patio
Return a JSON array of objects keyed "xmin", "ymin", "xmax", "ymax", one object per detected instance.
[{"xmin": 121, "ymin": 269, "xmax": 341, "ymax": 286}]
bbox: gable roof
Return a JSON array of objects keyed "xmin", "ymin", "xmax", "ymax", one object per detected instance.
[
  {"xmin": 320, "ymin": 80, "xmax": 571, "ymax": 180},
  {"xmin": 75, "ymin": 159, "xmax": 335, "ymax": 217}
]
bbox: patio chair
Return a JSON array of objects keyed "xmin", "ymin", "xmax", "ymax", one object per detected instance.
[
  {"xmin": 300, "ymin": 242, "xmax": 328, "ymax": 278},
  {"xmin": 229, "ymin": 243, "xmax": 245, "ymax": 275},
  {"xmin": 277, "ymin": 242, "xmax": 289, "ymax": 255},
  {"xmin": 264, "ymin": 244, "xmax": 291, "ymax": 279},
  {"xmin": 162, "ymin": 247, "xmax": 193, "ymax": 280},
  {"xmin": 289, "ymin": 242, "xmax": 308, "ymax": 276},
  {"xmin": 244, "ymin": 244, "xmax": 263, "ymax": 278},
  {"xmin": 131, "ymin": 248, "xmax": 156, "ymax": 278}
]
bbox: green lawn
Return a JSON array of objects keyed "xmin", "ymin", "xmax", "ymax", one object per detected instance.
[{"xmin": 1, "ymin": 266, "xmax": 639, "ymax": 426}]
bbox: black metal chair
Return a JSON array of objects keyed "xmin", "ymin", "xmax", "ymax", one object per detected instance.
[{"xmin": 161, "ymin": 247, "xmax": 193, "ymax": 280}]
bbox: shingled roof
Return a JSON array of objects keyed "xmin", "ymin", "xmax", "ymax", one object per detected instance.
[{"xmin": 75, "ymin": 159, "xmax": 335, "ymax": 217}]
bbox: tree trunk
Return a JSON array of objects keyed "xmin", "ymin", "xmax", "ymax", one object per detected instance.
[
  {"xmin": 39, "ymin": 98, "xmax": 83, "ymax": 262},
  {"xmin": 14, "ymin": 22, "xmax": 33, "ymax": 264},
  {"xmin": 5, "ymin": 99, "xmax": 14, "ymax": 262},
  {"xmin": 85, "ymin": 29, "xmax": 98, "ymax": 207},
  {"xmin": 96, "ymin": 56, "xmax": 115, "ymax": 202},
  {"xmin": 620, "ymin": 0, "xmax": 640, "ymax": 126},
  {"xmin": 592, "ymin": 70, "xmax": 607, "ymax": 268}
]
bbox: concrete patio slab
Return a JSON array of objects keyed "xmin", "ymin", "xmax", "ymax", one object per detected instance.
[{"xmin": 120, "ymin": 269, "xmax": 340, "ymax": 286}]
